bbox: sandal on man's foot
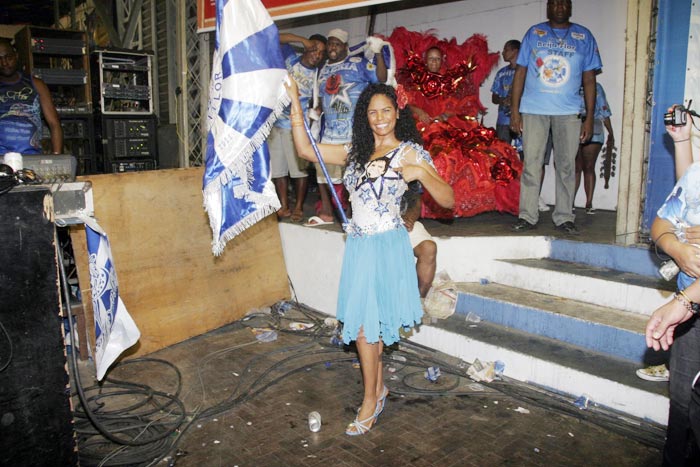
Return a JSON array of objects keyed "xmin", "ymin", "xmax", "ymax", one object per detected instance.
[{"xmin": 345, "ymin": 412, "xmax": 377, "ymax": 436}]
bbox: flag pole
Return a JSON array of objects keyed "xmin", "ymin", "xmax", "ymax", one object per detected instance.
[{"xmin": 301, "ymin": 119, "xmax": 349, "ymax": 227}]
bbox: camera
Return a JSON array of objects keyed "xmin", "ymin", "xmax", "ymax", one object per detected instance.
[{"xmin": 664, "ymin": 106, "xmax": 688, "ymax": 127}]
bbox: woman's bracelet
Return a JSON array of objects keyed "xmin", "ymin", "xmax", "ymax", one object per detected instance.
[
  {"xmin": 655, "ymin": 231, "xmax": 678, "ymax": 244},
  {"xmin": 674, "ymin": 138, "xmax": 690, "ymax": 143},
  {"xmin": 674, "ymin": 292, "xmax": 693, "ymax": 313}
]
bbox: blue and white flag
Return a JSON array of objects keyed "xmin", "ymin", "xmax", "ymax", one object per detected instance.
[
  {"xmin": 203, "ymin": 0, "xmax": 289, "ymax": 255},
  {"xmin": 85, "ymin": 220, "xmax": 140, "ymax": 380}
]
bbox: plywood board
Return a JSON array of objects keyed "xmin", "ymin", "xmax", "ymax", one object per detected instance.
[{"xmin": 70, "ymin": 167, "xmax": 289, "ymax": 357}]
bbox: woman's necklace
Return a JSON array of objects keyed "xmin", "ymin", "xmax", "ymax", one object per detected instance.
[{"xmin": 548, "ymin": 23, "xmax": 571, "ymax": 47}]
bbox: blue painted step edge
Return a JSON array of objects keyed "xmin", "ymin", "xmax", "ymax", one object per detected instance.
[
  {"xmin": 549, "ymin": 239, "xmax": 663, "ymax": 279},
  {"xmin": 456, "ymin": 292, "xmax": 647, "ymax": 363}
]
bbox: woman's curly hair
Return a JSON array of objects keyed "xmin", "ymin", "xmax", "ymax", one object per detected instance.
[{"xmin": 349, "ymin": 83, "xmax": 422, "ymax": 167}]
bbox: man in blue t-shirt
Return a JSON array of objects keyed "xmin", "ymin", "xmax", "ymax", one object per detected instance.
[
  {"xmin": 509, "ymin": 0, "xmax": 602, "ymax": 235},
  {"xmin": 309, "ymin": 28, "xmax": 387, "ymax": 225},
  {"xmin": 491, "ymin": 39, "xmax": 520, "ymax": 148},
  {"xmin": 270, "ymin": 33, "xmax": 326, "ymax": 222}
]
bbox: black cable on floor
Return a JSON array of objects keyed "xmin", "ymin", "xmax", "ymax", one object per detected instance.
[{"xmin": 57, "ymin": 234, "xmax": 186, "ymax": 466}]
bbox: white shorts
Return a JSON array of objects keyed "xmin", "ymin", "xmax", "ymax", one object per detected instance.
[
  {"xmin": 314, "ymin": 162, "xmax": 344, "ymax": 185},
  {"xmin": 269, "ymin": 127, "xmax": 309, "ymax": 179},
  {"xmin": 408, "ymin": 221, "xmax": 433, "ymax": 249}
]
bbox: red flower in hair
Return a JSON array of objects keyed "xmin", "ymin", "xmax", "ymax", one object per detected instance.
[{"xmin": 395, "ymin": 84, "xmax": 409, "ymax": 109}]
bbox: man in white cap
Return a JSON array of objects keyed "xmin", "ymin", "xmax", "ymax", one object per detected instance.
[{"xmin": 307, "ymin": 28, "xmax": 387, "ymax": 226}]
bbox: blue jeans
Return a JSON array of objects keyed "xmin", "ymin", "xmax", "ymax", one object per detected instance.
[
  {"xmin": 664, "ymin": 316, "xmax": 700, "ymax": 466},
  {"xmin": 520, "ymin": 114, "xmax": 581, "ymax": 225}
]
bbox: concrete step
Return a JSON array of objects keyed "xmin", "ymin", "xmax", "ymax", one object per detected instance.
[
  {"xmin": 409, "ymin": 314, "xmax": 669, "ymax": 425},
  {"xmin": 454, "ymin": 282, "xmax": 656, "ymax": 363},
  {"xmin": 491, "ymin": 257, "xmax": 674, "ymax": 316},
  {"xmin": 548, "ymin": 238, "xmax": 663, "ymax": 278}
]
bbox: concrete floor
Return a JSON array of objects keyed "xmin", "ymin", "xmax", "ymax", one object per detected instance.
[
  {"xmin": 70, "ymin": 191, "xmax": 663, "ymax": 466},
  {"xmin": 73, "ymin": 305, "xmax": 663, "ymax": 466}
]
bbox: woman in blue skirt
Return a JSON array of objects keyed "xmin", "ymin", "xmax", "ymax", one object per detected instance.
[{"xmin": 286, "ymin": 79, "xmax": 454, "ymax": 435}]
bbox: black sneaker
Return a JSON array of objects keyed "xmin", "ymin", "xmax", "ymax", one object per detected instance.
[
  {"xmin": 557, "ymin": 221, "xmax": 580, "ymax": 235},
  {"xmin": 512, "ymin": 218, "xmax": 536, "ymax": 232}
]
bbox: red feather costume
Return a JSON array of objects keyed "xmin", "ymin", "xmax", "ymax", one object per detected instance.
[{"xmin": 387, "ymin": 27, "xmax": 522, "ymax": 218}]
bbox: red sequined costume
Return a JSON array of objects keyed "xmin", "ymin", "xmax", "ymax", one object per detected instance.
[{"xmin": 387, "ymin": 27, "xmax": 522, "ymax": 218}]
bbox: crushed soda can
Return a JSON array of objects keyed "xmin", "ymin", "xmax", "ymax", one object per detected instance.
[
  {"xmin": 308, "ymin": 411, "xmax": 321, "ymax": 432},
  {"xmin": 425, "ymin": 366, "xmax": 441, "ymax": 383},
  {"xmin": 573, "ymin": 394, "xmax": 592, "ymax": 410}
]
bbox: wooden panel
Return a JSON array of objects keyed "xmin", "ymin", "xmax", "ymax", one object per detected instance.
[
  {"xmin": 70, "ymin": 167, "xmax": 289, "ymax": 357},
  {"xmin": 0, "ymin": 187, "xmax": 78, "ymax": 466}
]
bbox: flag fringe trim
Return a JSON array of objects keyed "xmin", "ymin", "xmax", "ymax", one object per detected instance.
[{"xmin": 203, "ymin": 91, "xmax": 290, "ymax": 256}]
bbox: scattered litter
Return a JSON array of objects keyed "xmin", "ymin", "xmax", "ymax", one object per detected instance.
[
  {"xmin": 483, "ymin": 405, "xmax": 488, "ymax": 408},
  {"xmin": 276, "ymin": 301, "xmax": 292, "ymax": 315},
  {"xmin": 303, "ymin": 444, "xmax": 309, "ymax": 448},
  {"xmin": 232, "ymin": 372, "xmax": 239, "ymax": 377},
  {"xmin": 298, "ymin": 390, "xmax": 303, "ymax": 393},
  {"xmin": 465, "ymin": 312, "xmax": 481, "ymax": 323},
  {"xmin": 534, "ymin": 448, "xmax": 540, "ymax": 453},
  {"xmin": 196, "ymin": 424, "xmax": 202, "ymax": 428},
  {"xmin": 387, "ymin": 366, "xmax": 397, "ymax": 373},
  {"xmin": 493, "ymin": 401, "xmax": 498, "ymax": 405},
  {"xmin": 324, "ymin": 362, "xmax": 332, "ymax": 368},
  {"xmin": 467, "ymin": 383, "xmax": 485, "ymax": 392},
  {"xmin": 513, "ymin": 407, "xmax": 530, "ymax": 414},
  {"xmin": 246, "ymin": 421, "xmax": 252, "ymax": 426},
  {"xmin": 352, "ymin": 359, "xmax": 361, "ymax": 369},
  {"xmin": 213, "ymin": 419, "xmax": 218, "ymax": 422},
  {"xmin": 494, "ymin": 361, "xmax": 505, "ymax": 377},
  {"xmin": 329, "ymin": 335, "xmax": 344, "ymax": 347},
  {"xmin": 546, "ymin": 434, "xmax": 555, "ymax": 438},
  {"xmin": 324, "ymin": 317, "xmax": 339, "ymax": 328},
  {"xmin": 573, "ymin": 394, "xmax": 592, "ymax": 410},
  {"xmin": 251, "ymin": 328, "xmax": 278, "ymax": 342},
  {"xmin": 568, "ymin": 432, "xmax": 574, "ymax": 437},
  {"xmin": 391, "ymin": 354, "xmax": 407, "ymax": 362},
  {"xmin": 467, "ymin": 359, "xmax": 497, "ymax": 382},
  {"xmin": 390, "ymin": 375, "xmax": 399, "ymax": 380},
  {"xmin": 425, "ymin": 366, "xmax": 441, "ymax": 383},
  {"xmin": 289, "ymin": 322, "xmax": 314, "ymax": 331},
  {"xmin": 468, "ymin": 325, "xmax": 478, "ymax": 328},
  {"xmin": 307, "ymin": 455, "xmax": 317, "ymax": 458},
  {"xmin": 286, "ymin": 403, "xmax": 291, "ymax": 406},
  {"xmin": 422, "ymin": 270, "xmax": 457, "ymax": 319},
  {"xmin": 213, "ymin": 440, "xmax": 220, "ymax": 445},
  {"xmin": 230, "ymin": 425, "xmax": 234, "ymax": 429},
  {"xmin": 300, "ymin": 439, "xmax": 307, "ymax": 444},
  {"xmin": 201, "ymin": 443, "xmax": 206, "ymax": 447},
  {"xmin": 479, "ymin": 278, "xmax": 490, "ymax": 285}
]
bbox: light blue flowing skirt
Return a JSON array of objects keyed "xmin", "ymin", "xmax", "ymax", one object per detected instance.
[{"xmin": 336, "ymin": 227, "xmax": 423, "ymax": 346}]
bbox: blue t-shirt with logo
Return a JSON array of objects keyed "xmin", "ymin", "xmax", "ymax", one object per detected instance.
[
  {"xmin": 657, "ymin": 162, "xmax": 700, "ymax": 290},
  {"xmin": 517, "ymin": 22, "xmax": 602, "ymax": 116},
  {"xmin": 318, "ymin": 53, "xmax": 379, "ymax": 144},
  {"xmin": 275, "ymin": 45, "xmax": 318, "ymax": 130},
  {"xmin": 491, "ymin": 65, "xmax": 516, "ymax": 126}
]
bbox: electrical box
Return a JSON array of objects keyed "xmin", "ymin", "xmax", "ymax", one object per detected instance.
[{"xmin": 93, "ymin": 49, "xmax": 154, "ymax": 115}]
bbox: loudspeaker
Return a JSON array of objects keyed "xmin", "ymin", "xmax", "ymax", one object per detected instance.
[{"xmin": 0, "ymin": 186, "xmax": 78, "ymax": 465}]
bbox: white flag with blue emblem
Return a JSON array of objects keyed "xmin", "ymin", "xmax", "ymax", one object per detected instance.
[
  {"xmin": 203, "ymin": 0, "xmax": 289, "ymax": 255},
  {"xmin": 85, "ymin": 220, "xmax": 140, "ymax": 380}
]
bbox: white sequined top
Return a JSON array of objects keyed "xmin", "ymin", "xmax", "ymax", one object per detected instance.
[{"xmin": 343, "ymin": 141, "xmax": 434, "ymax": 237}]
